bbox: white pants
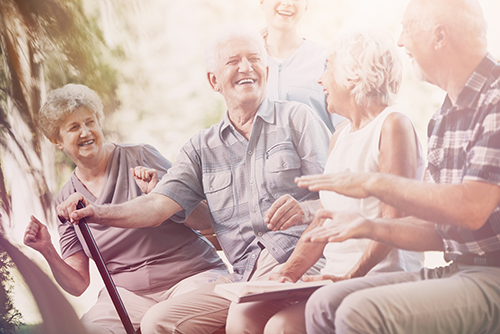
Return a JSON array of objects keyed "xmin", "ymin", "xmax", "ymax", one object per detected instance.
[{"xmin": 81, "ymin": 267, "xmax": 228, "ymax": 334}]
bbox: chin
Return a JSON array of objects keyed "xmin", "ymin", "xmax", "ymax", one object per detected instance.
[{"xmin": 411, "ymin": 61, "xmax": 431, "ymax": 84}]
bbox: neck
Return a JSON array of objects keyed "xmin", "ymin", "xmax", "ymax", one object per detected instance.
[
  {"xmin": 435, "ymin": 51, "xmax": 487, "ymax": 105},
  {"xmin": 228, "ymin": 105, "xmax": 260, "ymax": 140},
  {"xmin": 348, "ymin": 103, "xmax": 387, "ymax": 132},
  {"xmin": 266, "ymin": 26, "xmax": 303, "ymax": 59},
  {"xmin": 74, "ymin": 144, "xmax": 113, "ymax": 183}
]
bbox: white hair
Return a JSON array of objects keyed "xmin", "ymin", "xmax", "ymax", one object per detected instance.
[
  {"xmin": 327, "ymin": 29, "xmax": 402, "ymax": 107},
  {"xmin": 412, "ymin": 0, "xmax": 488, "ymax": 50},
  {"xmin": 39, "ymin": 84, "xmax": 104, "ymax": 141},
  {"xmin": 204, "ymin": 26, "xmax": 267, "ymax": 73}
]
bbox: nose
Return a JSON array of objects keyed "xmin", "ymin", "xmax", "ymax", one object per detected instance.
[
  {"xmin": 80, "ymin": 124, "xmax": 91, "ymax": 137},
  {"xmin": 238, "ymin": 58, "xmax": 253, "ymax": 73},
  {"xmin": 317, "ymin": 72, "xmax": 324, "ymax": 85},
  {"xmin": 280, "ymin": 0, "xmax": 293, "ymax": 5},
  {"xmin": 397, "ymin": 31, "xmax": 404, "ymax": 48}
]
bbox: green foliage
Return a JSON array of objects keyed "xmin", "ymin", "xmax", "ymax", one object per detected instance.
[
  {"xmin": 0, "ymin": 247, "xmax": 23, "ymax": 334},
  {"xmin": 0, "ymin": 0, "xmax": 120, "ymax": 225}
]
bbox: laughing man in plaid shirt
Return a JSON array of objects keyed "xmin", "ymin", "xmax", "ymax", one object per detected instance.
[{"xmin": 294, "ymin": 0, "xmax": 500, "ymax": 333}]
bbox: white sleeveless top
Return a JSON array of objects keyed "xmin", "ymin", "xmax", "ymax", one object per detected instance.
[{"xmin": 320, "ymin": 107, "xmax": 425, "ymax": 276}]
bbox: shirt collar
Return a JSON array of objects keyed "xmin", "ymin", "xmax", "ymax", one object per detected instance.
[
  {"xmin": 445, "ymin": 53, "xmax": 498, "ymax": 112},
  {"xmin": 219, "ymin": 97, "xmax": 275, "ymax": 136}
]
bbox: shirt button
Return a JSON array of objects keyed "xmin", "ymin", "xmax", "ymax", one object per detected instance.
[
  {"xmin": 252, "ymin": 208, "xmax": 256, "ymax": 213},
  {"xmin": 252, "ymin": 254, "xmax": 256, "ymax": 259},
  {"xmin": 446, "ymin": 245, "xmax": 452, "ymax": 252},
  {"xmin": 283, "ymin": 163, "xmax": 288, "ymax": 168},
  {"xmin": 249, "ymin": 179, "xmax": 254, "ymax": 184},
  {"xmin": 209, "ymin": 187, "xmax": 214, "ymax": 191},
  {"xmin": 258, "ymin": 232, "xmax": 262, "ymax": 236},
  {"xmin": 248, "ymin": 150, "xmax": 252, "ymax": 155}
]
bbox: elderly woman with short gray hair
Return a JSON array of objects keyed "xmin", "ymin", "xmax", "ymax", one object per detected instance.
[
  {"xmin": 23, "ymin": 84, "xmax": 227, "ymax": 333},
  {"xmin": 257, "ymin": 29, "xmax": 426, "ymax": 334}
]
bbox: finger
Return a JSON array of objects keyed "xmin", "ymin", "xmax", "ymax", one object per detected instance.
[
  {"xmin": 314, "ymin": 209, "xmax": 336, "ymax": 222},
  {"xmin": 268, "ymin": 202, "xmax": 298, "ymax": 231},
  {"xmin": 294, "ymin": 174, "xmax": 326, "ymax": 188},
  {"xmin": 302, "ymin": 275, "xmax": 324, "ymax": 282},
  {"xmin": 70, "ymin": 205, "xmax": 93, "ymax": 224},
  {"xmin": 264, "ymin": 195, "xmax": 290, "ymax": 225},
  {"xmin": 277, "ymin": 212, "xmax": 305, "ymax": 231}
]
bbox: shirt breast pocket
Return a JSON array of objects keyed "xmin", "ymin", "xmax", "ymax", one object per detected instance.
[
  {"xmin": 203, "ymin": 171, "xmax": 234, "ymax": 223},
  {"xmin": 264, "ymin": 142, "xmax": 302, "ymax": 199}
]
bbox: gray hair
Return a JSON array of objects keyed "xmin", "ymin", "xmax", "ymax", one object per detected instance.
[
  {"xmin": 38, "ymin": 84, "xmax": 104, "ymax": 141},
  {"xmin": 327, "ymin": 29, "xmax": 402, "ymax": 107},
  {"xmin": 204, "ymin": 26, "xmax": 267, "ymax": 73}
]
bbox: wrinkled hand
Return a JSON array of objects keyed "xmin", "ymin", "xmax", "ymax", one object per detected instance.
[
  {"xmin": 56, "ymin": 192, "xmax": 94, "ymax": 225},
  {"xmin": 24, "ymin": 216, "xmax": 52, "ymax": 254},
  {"xmin": 302, "ymin": 209, "xmax": 373, "ymax": 243},
  {"xmin": 295, "ymin": 171, "xmax": 374, "ymax": 199},
  {"xmin": 268, "ymin": 272, "xmax": 295, "ymax": 283},
  {"xmin": 131, "ymin": 166, "xmax": 159, "ymax": 194},
  {"xmin": 302, "ymin": 273, "xmax": 346, "ymax": 283},
  {"xmin": 264, "ymin": 195, "xmax": 314, "ymax": 231}
]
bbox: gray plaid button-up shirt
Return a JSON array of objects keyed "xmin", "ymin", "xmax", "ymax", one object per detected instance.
[
  {"xmin": 429, "ymin": 54, "xmax": 500, "ymax": 265},
  {"xmin": 153, "ymin": 97, "xmax": 331, "ymax": 281}
]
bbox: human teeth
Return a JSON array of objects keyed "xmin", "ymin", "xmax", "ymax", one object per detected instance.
[
  {"xmin": 278, "ymin": 10, "xmax": 292, "ymax": 16},
  {"xmin": 237, "ymin": 79, "xmax": 254, "ymax": 84},
  {"xmin": 80, "ymin": 140, "xmax": 94, "ymax": 146}
]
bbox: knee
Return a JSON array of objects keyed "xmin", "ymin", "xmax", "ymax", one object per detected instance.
[
  {"xmin": 140, "ymin": 303, "xmax": 176, "ymax": 334},
  {"xmin": 264, "ymin": 313, "xmax": 300, "ymax": 334},
  {"xmin": 305, "ymin": 289, "xmax": 338, "ymax": 333},
  {"xmin": 225, "ymin": 303, "xmax": 261, "ymax": 334},
  {"xmin": 335, "ymin": 291, "xmax": 375, "ymax": 333}
]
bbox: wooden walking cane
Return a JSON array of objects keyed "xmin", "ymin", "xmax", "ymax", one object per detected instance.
[{"xmin": 76, "ymin": 201, "xmax": 137, "ymax": 334}]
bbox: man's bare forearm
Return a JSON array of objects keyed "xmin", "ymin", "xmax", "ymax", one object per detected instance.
[
  {"xmin": 73, "ymin": 193, "xmax": 182, "ymax": 228},
  {"xmin": 366, "ymin": 174, "xmax": 500, "ymax": 231},
  {"xmin": 370, "ymin": 216, "xmax": 444, "ymax": 252}
]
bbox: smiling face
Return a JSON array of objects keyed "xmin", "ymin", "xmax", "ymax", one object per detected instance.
[
  {"xmin": 318, "ymin": 55, "xmax": 353, "ymax": 117},
  {"xmin": 397, "ymin": 0, "xmax": 437, "ymax": 84},
  {"xmin": 52, "ymin": 107, "xmax": 105, "ymax": 165},
  {"xmin": 208, "ymin": 35, "xmax": 268, "ymax": 111},
  {"xmin": 261, "ymin": 0, "xmax": 308, "ymax": 32}
]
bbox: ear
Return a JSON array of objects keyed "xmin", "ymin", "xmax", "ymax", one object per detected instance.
[
  {"xmin": 207, "ymin": 72, "xmax": 220, "ymax": 92},
  {"xmin": 49, "ymin": 138, "xmax": 64, "ymax": 151},
  {"xmin": 433, "ymin": 24, "xmax": 447, "ymax": 50},
  {"xmin": 266, "ymin": 66, "xmax": 269, "ymax": 82}
]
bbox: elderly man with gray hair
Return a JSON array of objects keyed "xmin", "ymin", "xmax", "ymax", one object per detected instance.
[
  {"xmin": 295, "ymin": 0, "xmax": 500, "ymax": 333},
  {"xmin": 58, "ymin": 27, "xmax": 330, "ymax": 333}
]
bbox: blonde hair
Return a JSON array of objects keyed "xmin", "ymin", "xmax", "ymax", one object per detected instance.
[{"xmin": 328, "ymin": 29, "xmax": 402, "ymax": 107}]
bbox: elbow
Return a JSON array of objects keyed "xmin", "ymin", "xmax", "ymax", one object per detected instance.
[
  {"xmin": 462, "ymin": 218, "xmax": 487, "ymax": 231},
  {"xmin": 458, "ymin": 211, "xmax": 489, "ymax": 231}
]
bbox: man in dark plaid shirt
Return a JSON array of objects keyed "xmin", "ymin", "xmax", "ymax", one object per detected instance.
[{"xmin": 294, "ymin": 0, "xmax": 500, "ymax": 333}]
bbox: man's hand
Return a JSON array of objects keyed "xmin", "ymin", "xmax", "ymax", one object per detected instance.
[
  {"xmin": 302, "ymin": 209, "xmax": 374, "ymax": 243},
  {"xmin": 56, "ymin": 192, "xmax": 94, "ymax": 225},
  {"xmin": 131, "ymin": 166, "xmax": 159, "ymax": 194},
  {"xmin": 24, "ymin": 216, "xmax": 53, "ymax": 254},
  {"xmin": 269, "ymin": 272, "xmax": 296, "ymax": 283},
  {"xmin": 302, "ymin": 274, "xmax": 346, "ymax": 283},
  {"xmin": 264, "ymin": 195, "xmax": 317, "ymax": 231},
  {"xmin": 295, "ymin": 171, "xmax": 375, "ymax": 199}
]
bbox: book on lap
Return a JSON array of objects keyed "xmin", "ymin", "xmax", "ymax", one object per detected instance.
[{"xmin": 214, "ymin": 280, "xmax": 333, "ymax": 303}]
